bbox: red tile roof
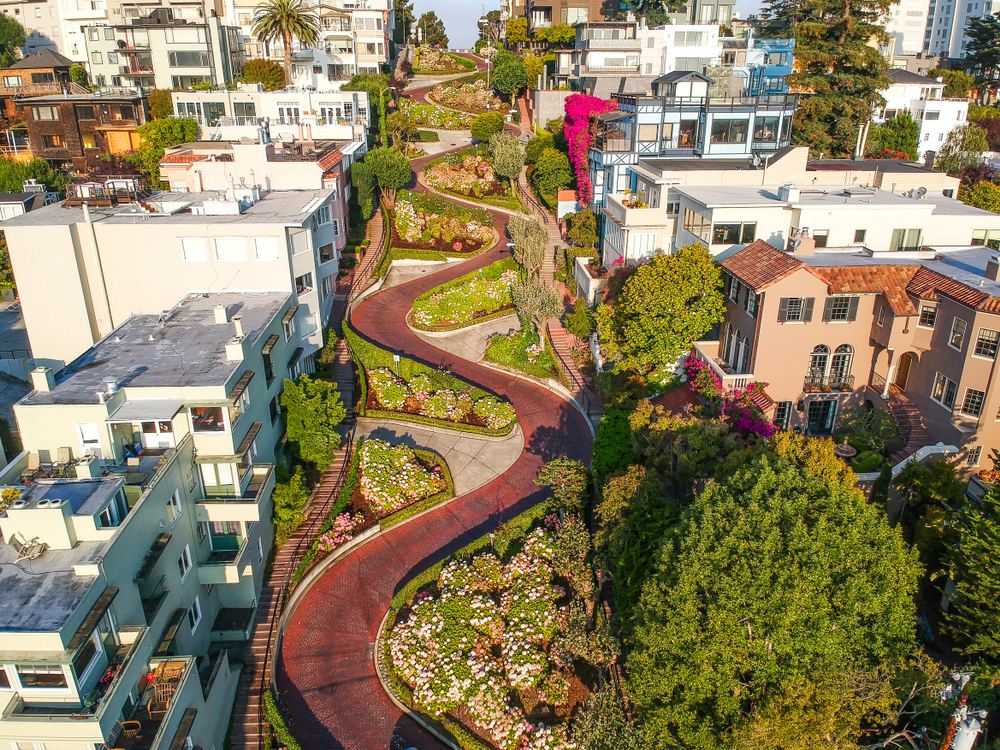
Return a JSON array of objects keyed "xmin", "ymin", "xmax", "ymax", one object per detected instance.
[
  {"xmin": 316, "ymin": 149, "xmax": 343, "ymax": 171},
  {"xmin": 648, "ymin": 386, "xmax": 697, "ymax": 416},
  {"xmin": 720, "ymin": 240, "xmax": 803, "ymax": 290},
  {"xmin": 907, "ymin": 266, "xmax": 1000, "ymax": 313},
  {"xmin": 557, "ymin": 189, "xmax": 577, "ymax": 201},
  {"xmin": 160, "ymin": 152, "xmax": 205, "ymax": 164},
  {"xmin": 809, "ymin": 265, "xmax": 920, "ymax": 315}
]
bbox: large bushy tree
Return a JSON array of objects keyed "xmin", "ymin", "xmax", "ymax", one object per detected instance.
[
  {"xmin": 595, "ymin": 244, "xmax": 724, "ymax": 376},
  {"xmin": 351, "ymin": 161, "xmax": 375, "ymax": 219},
  {"xmin": 343, "ymin": 73, "xmax": 390, "ymax": 141},
  {"xmin": 280, "ymin": 375, "xmax": 346, "ymax": 469},
  {"xmin": 531, "ymin": 147, "xmax": 572, "ymax": 196},
  {"xmin": 393, "ymin": 0, "xmax": 414, "ymax": 43},
  {"xmin": 0, "ymin": 157, "xmax": 68, "ymax": 194},
  {"xmin": 934, "ymin": 122, "xmax": 989, "ymax": 174},
  {"xmin": 132, "ymin": 117, "xmax": 198, "ymax": 185},
  {"xmin": 507, "ymin": 215, "xmax": 546, "ymax": 276},
  {"xmin": 866, "ymin": 111, "xmax": 920, "ymax": 160},
  {"xmin": 240, "ymin": 59, "xmax": 286, "ymax": 91},
  {"xmin": 930, "ymin": 67, "xmax": 976, "ymax": 99},
  {"xmin": 959, "ymin": 180, "xmax": 1000, "ymax": 212},
  {"xmin": 512, "ymin": 278, "xmax": 562, "ymax": 334},
  {"xmin": 416, "ymin": 11, "xmax": 448, "ymax": 47},
  {"xmin": 627, "ymin": 433, "xmax": 921, "ymax": 749},
  {"xmin": 964, "ymin": 12, "xmax": 1000, "ymax": 99},
  {"xmin": 489, "ymin": 132, "xmax": 525, "ymax": 185},
  {"xmin": 365, "ymin": 146, "xmax": 412, "ymax": 205},
  {"xmin": 252, "ymin": 0, "xmax": 320, "ymax": 83},
  {"xmin": 758, "ymin": 0, "xmax": 894, "ymax": 157},
  {"xmin": 0, "ymin": 16, "xmax": 25, "ymax": 68},
  {"xmin": 492, "ymin": 49, "xmax": 528, "ymax": 109},
  {"xmin": 146, "ymin": 89, "xmax": 175, "ymax": 120}
]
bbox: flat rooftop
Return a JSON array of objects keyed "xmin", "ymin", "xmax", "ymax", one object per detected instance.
[
  {"xmin": 807, "ymin": 158, "xmax": 944, "ymax": 175},
  {"xmin": 21, "ymin": 291, "xmax": 291, "ymax": 406},
  {"xmin": 17, "ymin": 477, "xmax": 124, "ymax": 516},
  {"xmin": 1, "ymin": 188, "xmax": 331, "ymax": 228}
]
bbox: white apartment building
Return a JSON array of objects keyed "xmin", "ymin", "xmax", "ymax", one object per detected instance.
[
  {"xmin": 0, "ymin": 0, "xmax": 65, "ymax": 55},
  {"xmin": 3, "ymin": 184, "xmax": 342, "ymax": 369},
  {"xmin": 0, "ymin": 290, "xmax": 296, "ymax": 750},
  {"xmin": 636, "ymin": 23, "xmax": 719, "ymax": 79},
  {"xmin": 172, "ymin": 85, "xmax": 370, "ymax": 142},
  {"xmin": 884, "ymin": 0, "xmax": 931, "ymax": 56},
  {"xmin": 875, "ymin": 69, "xmax": 969, "ymax": 160},
  {"xmin": 84, "ymin": 10, "xmax": 244, "ymax": 90},
  {"xmin": 925, "ymin": 0, "xmax": 1000, "ymax": 58}
]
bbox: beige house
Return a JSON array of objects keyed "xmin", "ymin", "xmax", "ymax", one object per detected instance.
[
  {"xmin": 699, "ymin": 239, "xmax": 1000, "ymax": 474},
  {"xmin": 3, "ymin": 185, "xmax": 340, "ymax": 370},
  {"xmin": 0, "ymin": 290, "xmax": 295, "ymax": 750}
]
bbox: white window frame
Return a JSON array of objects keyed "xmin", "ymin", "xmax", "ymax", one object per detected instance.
[
  {"xmin": 166, "ymin": 489, "xmax": 183, "ymax": 525},
  {"xmin": 187, "ymin": 595, "xmax": 202, "ymax": 633},
  {"xmin": 949, "ymin": 317, "xmax": 968, "ymax": 351},
  {"xmin": 960, "ymin": 387, "xmax": 986, "ymax": 418},
  {"xmin": 178, "ymin": 544, "xmax": 192, "ymax": 581}
]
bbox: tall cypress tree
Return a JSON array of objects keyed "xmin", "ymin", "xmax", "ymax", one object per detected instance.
[{"xmin": 758, "ymin": 0, "xmax": 894, "ymax": 158}]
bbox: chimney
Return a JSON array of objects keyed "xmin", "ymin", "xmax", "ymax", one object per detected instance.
[
  {"xmin": 986, "ymin": 256, "xmax": 1000, "ymax": 282},
  {"xmin": 213, "ymin": 304, "xmax": 230, "ymax": 324},
  {"xmin": 225, "ymin": 336, "xmax": 246, "ymax": 361},
  {"xmin": 786, "ymin": 227, "xmax": 816, "ymax": 256},
  {"xmin": 30, "ymin": 366, "xmax": 55, "ymax": 392},
  {"xmin": 103, "ymin": 377, "xmax": 119, "ymax": 395},
  {"xmin": 232, "ymin": 315, "xmax": 244, "ymax": 338},
  {"xmin": 778, "ymin": 183, "xmax": 800, "ymax": 202}
]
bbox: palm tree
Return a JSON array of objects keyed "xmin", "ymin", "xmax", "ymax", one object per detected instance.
[{"xmin": 252, "ymin": 0, "xmax": 320, "ymax": 85}]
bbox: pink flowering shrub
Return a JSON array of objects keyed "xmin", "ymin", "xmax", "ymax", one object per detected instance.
[
  {"xmin": 563, "ymin": 94, "xmax": 616, "ymax": 205},
  {"xmin": 316, "ymin": 512, "xmax": 364, "ymax": 553},
  {"xmin": 683, "ymin": 350, "xmax": 775, "ymax": 438}
]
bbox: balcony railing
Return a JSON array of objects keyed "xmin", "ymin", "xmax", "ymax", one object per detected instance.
[
  {"xmin": 201, "ymin": 464, "xmax": 273, "ymax": 503},
  {"xmin": 692, "ymin": 341, "xmax": 754, "ymax": 390},
  {"xmin": 581, "ymin": 37, "xmax": 638, "ymax": 49},
  {"xmin": 803, "ymin": 373, "xmax": 855, "ymax": 393},
  {"xmin": 584, "ymin": 64, "xmax": 640, "ymax": 73}
]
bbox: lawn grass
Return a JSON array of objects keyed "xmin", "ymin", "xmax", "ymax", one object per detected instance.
[
  {"xmin": 484, "ymin": 325, "xmax": 560, "ymax": 380},
  {"xmin": 415, "ymin": 129, "xmax": 440, "ymax": 142}
]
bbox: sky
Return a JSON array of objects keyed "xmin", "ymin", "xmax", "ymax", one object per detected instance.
[{"xmin": 416, "ymin": 0, "xmax": 763, "ymax": 48}]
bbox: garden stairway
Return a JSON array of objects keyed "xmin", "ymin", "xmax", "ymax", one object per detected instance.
[
  {"xmin": 887, "ymin": 387, "xmax": 931, "ymax": 464},
  {"xmin": 350, "ymin": 209, "xmax": 387, "ymax": 302},
  {"xmin": 516, "ymin": 167, "xmax": 561, "ymax": 287},
  {"xmin": 229, "ymin": 442, "xmax": 355, "ymax": 750},
  {"xmin": 548, "ymin": 321, "xmax": 603, "ymax": 425}
]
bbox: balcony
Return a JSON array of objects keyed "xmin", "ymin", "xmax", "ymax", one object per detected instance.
[
  {"xmin": 198, "ymin": 464, "xmax": 274, "ymax": 522},
  {"xmin": 691, "ymin": 341, "xmax": 755, "ymax": 390},
  {"xmin": 582, "ymin": 64, "xmax": 640, "ymax": 74},
  {"xmin": 580, "ymin": 37, "xmax": 639, "ymax": 50},
  {"xmin": 603, "ymin": 193, "xmax": 669, "ymax": 227},
  {"xmin": 114, "ymin": 657, "xmax": 194, "ymax": 750},
  {"xmin": 803, "ymin": 373, "xmax": 855, "ymax": 393},
  {"xmin": 198, "ymin": 537, "xmax": 249, "ymax": 585}
]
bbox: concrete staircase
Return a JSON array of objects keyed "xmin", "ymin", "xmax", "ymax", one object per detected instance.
[
  {"xmin": 887, "ymin": 388, "xmax": 931, "ymax": 464},
  {"xmin": 351, "ymin": 209, "xmax": 386, "ymax": 302}
]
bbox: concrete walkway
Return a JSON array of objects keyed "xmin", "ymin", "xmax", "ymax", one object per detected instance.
[{"xmin": 354, "ymin": 418, "xmax": 523, "ymax": 496}]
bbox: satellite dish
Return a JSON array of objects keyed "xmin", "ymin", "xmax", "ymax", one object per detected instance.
[{"xmin": 917, "ymin": 186, "xmax": 928, "ymax": 198}]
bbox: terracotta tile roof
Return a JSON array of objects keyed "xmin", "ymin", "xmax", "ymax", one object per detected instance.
[
  {"xmin": 160, "ymin": 152, "xmax": 205, "ymax": 165},
  {"xmin": 557, "ymin": 189, "xmax": 577, "ymax": 201},
  {"xmin": 907, "ymin": 266, "xmax": 1000, "ymax": 313},
  {"xmin": 809, "ymin": 265, "xmax": 920, "ymax": 315},
  {"xmin": 648, "ymin": 386, "xmax": 696, "ymax": 416},
  {"xmin": 316, "ymin": 149, "xmax": 343, "ymax": 171},
  {"xmin": 720, "ymin": 240, "xmax": 803, "ymax": 290}
]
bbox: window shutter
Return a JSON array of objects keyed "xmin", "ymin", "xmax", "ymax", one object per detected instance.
[
  {"xmin": 822, "ymin": 298, "xmax": 834, "ymax": 322},
  {"xmin": 778, "ymin": 298, "xmax": 789, "ymax": 322},
  {"xmin": 847, "ymin": 297, "xmax": 859, "ymax": 321},
  {"xmin": 802, "ymin": 297, "xmax": 815, "ymax": 322},
  {"xmin": 723, "ymin": 272, "xmax": 731, "ymax": 298}
]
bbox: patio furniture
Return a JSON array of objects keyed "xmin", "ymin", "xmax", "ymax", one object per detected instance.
[
  {"xmin": 117, "ymin": 720, "xmax": 143, "ymax": 748},
  {"xmin": 10, "ymin": 534, "xmax": 47, "ymax": 562},
  {"xmin": 20, "ymin": 452, "xmax": 40, "ymax": 483},
  {"xmin": 126, "ymin": 456, "xmax": 141, "ymax": 469}
]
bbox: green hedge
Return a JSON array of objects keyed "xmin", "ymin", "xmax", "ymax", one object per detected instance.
[
  {"xmin": 379, "ymin": 446, "xmax": 456, "ymax": 528},
  {"xmin": 263, "ymin": 690, "xmax": 303, "ymax": 750},
  {"xmin": 415, "ymin": 129, "xmax": 440, "ymax": 142}
]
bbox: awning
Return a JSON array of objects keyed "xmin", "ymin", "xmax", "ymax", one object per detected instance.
[
  {"xmin": 227, "ymin": 370, "xmax": 255, "ymax": 402},
  {"xmin": 287, "ymin": 347, "xmax": 303, "ymax": 369},
  {"xmin": 261, "ymin": 334, "xmax": 279, "ymax": 355},
  {"xmin": 67, "ymin": 586, "xmax": 119, "ymax": 652},
  {"xmin": 168, "ymin": 707, "xmax": 198, "ymax": 750},
  {"xmin": 108, "ymin": 399, "xmax": 184, "ymax": 424},
  {"xmin": 135, "ymin": 532, "xmax": 172, "ymax": 582},
  {"xmin": 281, "ymin": 304, "xmax": 299, "ymax": 325}
]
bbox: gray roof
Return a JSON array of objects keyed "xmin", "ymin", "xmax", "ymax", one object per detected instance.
[
  {"xmin": 6, "ymin": 49, "xmax": 73, "ymax": 70},
  {"xmin": 18, "ymin": 477, "xmax": 125, "ymax": 516},
  {"xmin": 654, "ymin": 70, "xmax": 711, "ymax": 84},
  {"xmin": 583, "ymin": 76, "xmax": 655, "ymax": 99},
  {"xmin": 887, "ymin": 68, "xmax": 940, "ymax": 86},
  {"xmin": 21, "ymin": 292, "xmax": 292, "ymax": 406},
  {"xmin": 807, "ymin": 158, "xmax": 941, "ymax": 174}
]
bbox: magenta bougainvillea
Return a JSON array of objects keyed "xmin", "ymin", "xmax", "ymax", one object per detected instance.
[
  {"xmin": 564, "ymin": 93, "xmax": 616, "ymax": 205},
  {"xmin": 682, "ymin": 350, "xmax": 775, "ymax": 438}
]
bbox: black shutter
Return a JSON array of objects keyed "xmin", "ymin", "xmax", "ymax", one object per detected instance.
[
  {"xmin": 778, "ymin": 297, "xmax": 789, "ymax": 322},
  {"xmin": 847, "ymin": 297, "xmax": 859, "ymax": 321},
  {"xmin": 803, "ymin": 297, "xmax": 815, "ymax": 322},
  {"xmin": 723, "ymin": 272, "xmax": 731, "ymax": 299},
  {"xmin": 822, "ymin": 298, "xmax": 834, "ymax": 322}
]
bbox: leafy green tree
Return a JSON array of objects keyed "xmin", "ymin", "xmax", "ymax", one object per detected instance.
[
  {"xmin": 930, "ymin": 67, "xmax": 976, "ymax": 98},
  {"xmin": 571, "ymin": 687, "xmax": 642, "ymax": 750},
  {"xmin": 759, "ymin": 0, "xmax": 893, "ymax": 157},
  {"xmin": 146, "ymin": 89, "xmax": 175, "ymax": 120},
  {"xmin": 131, "ymin": 117, "xmax": 198, "ymax": 185},
  {"xmin": 0, "ymin": 157, "xmax": 68, "ymax": 194},
  {"xmin": 280, "ymin": 375, "xmax": 346, "ymax": 469},
  {"xmin": 533, "ymin": 24, "xmax": 576, "ymax": 45},
  {"xmin": 535, "ymin": 457, "xmax": 588, "ymax": 512},
  {"xmin": 596, "ymin": 244, "xmax": 724, "ymax": 376},
  {"xmin": 628, "ymin": 433, "xmax": 921, "ymax": 749},
  {"xmin": 565, "ymin": 297, "xmax": 594, "ymax": 340},
  {"xmin": 525, "ymin": 131, "xmax": 554, "ymax": 163},
  {"xmin": 386, "ymin": 109, "xmax": 416, "ymax": 146},
  {"xmin": 342, "ymin": 73, "xmax": 390, "ymax": 140},
  {"xmin": 507, "ymin": 215, "xmax": 546, "ymax": 276},
  {"xmin": 531, "ymin": 146, "xmax": 572, "ymax": 196},
  {"xmin": 479, "ymin": 9, "xmax": 503, "ymax": 46},
  {"xmin": 0, "ymin": 16, "xmax": 25, "ymax": 68},
  {"xmin": 252, "ymin": 0, "xmax": 320, "ymax": 83},
  {"xmin": 866, "ymin": 111, "xmax": 920, "ymax": 160},
  {"xmin": 239, "ymin": 58, "xmax": 286, "ymax": 91},
  {"xmin": 470, "ymin": 111, "xmax": 504, "ymax": 142},
  {"xmin": 393, "ymin": 0, "xmax": 414, "ymax": 42},
  {"xmin": 566, "ymin": 209, "xmax": 598, "ymax": 248},
  {"xmin": 964, "ymin": 12, "xmax": 1000, "ymax": 99},
  {"xmin": 364, "ymin": 146, "xmax": 412, "ymax": 206},
  {"xmin": 488, "ymin": 132, "xmax": 524, "ymax": 184},
  {"xmin": 351, "ymin": 161, "xmax": 375, "ymax": 219},
  {"xmin": 69, "ymin": 63, "xmax": 90, "ymax": 91},
  {"xmin": 272, "ymin": 468, "xmax": 310, "ymax": 545},
  {"xmin": 0, "ymin": 233, "xmax": 14, "ymax": 291},
  {"xmin": 592, "ymin": 408, "xmax": 638, "ymax": 481},
  {"xmin": 959, "ymin": 179, "xmax": 1000, "ymax": 212},
  {"xmin": 835, "ymin": 405, "xmax": 900, "ymax": 453},
  {"xmin": 522, "ymin": 52, "xmax": 546, "ymax": 88},
  {"xmin": 512, "ymin": 278, "xmax": 561, "ymax": 334},
  {"xmin": 505, "ymin": 17, "xmax": 529, "ymax": 43},
  {"xmin": 492, "ymin": 49, "xmax": 528, "ymax": 109},
  {"xmin": 416, "ymin": 11, "xmax": 448, "ymax": 47},
  {"xmin": 935, "ymin": 122, "xmax": 990, "ymax": 174}
]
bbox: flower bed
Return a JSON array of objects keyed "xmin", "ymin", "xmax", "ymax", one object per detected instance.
[
  {"xmin": 387, "ymin": 522, "xmax": 588, "ymax": 750},
  {"xmin": 358, "ymin": 439, "xmax": 449, "ymax": 517},
  {"xmin": 485, "ymin": 326, "xmax": 561, "ymax": 380},
  {"xmin": 429, "ymin": 77, "xmax": 502, "ymax": 114},
  {"xmin": 391, "ymin": 190, "xmax": 494, "ymax": 254},
  {"xmin": 410, "ymin": 258, "xmax": 520, "ymax": 331},
  {"xmin": 424, "ymin": 149, "xmax": 523, "ymax": 211},
  {"xmin": 399, "ymin": 98, "xmax": 475, "ymax": 130},
  {"xmin": 414, "ymin": 47, "xmax": 477, "ymax": 74},
  {"xmin": 683, "ymin": 350, "xmax": 775, "ymax": 438}
]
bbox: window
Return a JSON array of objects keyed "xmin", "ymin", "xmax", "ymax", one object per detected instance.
[
  {"xmin": 197, "ymin": 521, "xmax": 208, "ymax": 543},
  {"xmin": 16, "ymin": 665, "xmax": 67, "ymax": 689},
  {"xmin": 968, "ymin": 445, "xmax": 983, "ymax": 466},
  {"xmin": 213, "ymin": 238, "xmax": 246, "ymax": 262},
  {"xmin": 709, "ymin": 118, "xmax": 748, "ymax": 144},
  {"xmin": 961, "ymin": 388, "xmax": 986, "ymax": 417},
  {"xmin": 181, "ymin": 237, "xmax": 207, "ymax": 262},
  {"xmin": 924, "ymin": 110, "xmax": 940, "ymax": 120},
  {"xmin": 254, "ymin": 237, "xmax": 280, "ymax": 261},
  {"xmin": 42, "ymin": 134, "xmax": 62, "ymax": 148},
  {"xmin": 2, "ymin": 75, "xmax": 21, "ymax": 86},
  {"xmin": 950, "ymin": 317, "xmax": 968, "ymax": 350},
  {"xmin": 972, "ymin": 228, "xmax": 1000, "ymax": 249},
  {"xmin": 167, "ymin": 489, "xmax": 182, "ymax": 523},
  {"xmin": 72, "ymin": 635, "xmax": 98, "ymax": 678},
  {"xmin": 107, "ymin": 52, "xmax": 118, "ymax": 64},
  {"xmin": 752, "ymin": 115, "xmax": 779, "ymax": 142},
  {"xmin": 830, "ymin": 344, "xmax": 853, "ymax": 383},
  {"xmin": 315, "ymin": 205, "xmax": 331, "ymax": 225},
  {"xmin": 711, "ymin": 222, "xmax": 756, "ymax": 245},
  {"xmin": 283, "ymin": 316, "xmax": 295, "ymax": 341},
  {"xmin": 191, "ymin": 406, "xmax": 225, "ymax": 432},
  {"xmin": 744, "ymin": 289, "xmax": 758, "ymax": 317},
  {"xmin": 332, "ymin": 219, "xmax": 340, "ymax": 237},
  {"xmin": 82, "ymin": 134, "xmax": 97, "ymax": 150},
  {"xmin": 32, "ymin": 105, "xmax": 57, "ymax": 121},
  {"xmin": 931, "ymin": 372, "xmax": 958, "ymax": 408},
  {"xmin": 263, "ymin": 347, "xmax": 274, "ymax": 385},
  {"xmin": 269, "ymin": 394, "xmax": 280, "ymax": 423},
  {"xmin": 975, "ymin": 328, "xmax": 1000, "ymax": 358},
  {"xmin": 200, "ymin": 462, "xmax": 234, "ymax": 489},
  {"xmin": 90, "ymin": 51, "xmax": 102, "ymax": 65},
  {"xmin": 779, "ymin": 297, "xmax": 814, "ymax": 322},
  {"xmin": 877, "ymin": 304, "xmax": 887, "ymax": 327},
  {"xmin": 773, "ymin": 401, "xmax": 792, "ymax": 430},
  {"xmin": 918, "ymin": 305, "xmax": 937, "ymax": 328},
  {"xmin": 853, "ymin": 229, "xmax": 867, "ymax": 244},
  {"xmin": 812, "ymin": 230, "xmax": 829, "ymax": 248},
  {"xmin": 0, "ymin": 668, "xmax": 9, "ymax": 689},
  {"xmin": 319, "ymin": 243, "xmax": 335, "ymax": 263},
  {"xmin": 168, "ymin": 51, "xmax": 210, "ymax": 67},
  {"xmin": 76, "ymin": 105, "xmax": 95, "ymax": 120},
  {"xmin": 637, "ymin": 123, "xmax": 658, "ymax": 142},
  {"xmin": 295, "ymin": 272, "xmax": 313, "ymax": 293},
  {"xmin": 823, "ymin": 296, "xmax": 858, "ymax": 322},
  {"xmin": 682, "ymin": 207, "xmax": 710, "ymax": 244},
  {"xmin": 188, "ymin": 595, "xmax": 202, "ymax": 633},
  {"xmin": 728, "ymin": 276, "xmax": 742, "ymax": 303},
  {"xmin": 177, "ymin": 544, "xmax": 192, "ymax": 580},
  {"xmin": 104, "ymin": 27, "xmax": 115, "ymax": 39},
  {"xmin": 808, "ymin": 345, "xmax": 829, "ymax": 378},
  {"xmin": 890, "ymin": 228, "xmax": 923, "ymax": 251},
  {"xmin": 321, "ymin": 274, "xmax": 333, "ymax": 300}
]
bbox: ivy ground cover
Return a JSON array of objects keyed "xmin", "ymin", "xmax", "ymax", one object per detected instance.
[
  {"xmin": 424, "ymin": 148, "xmax": 523, "ymax": 212},
  {"xmin": 485, "ymin": 326, "xmax": 561, "ymax": 380},
  {"xmin": 399, "ymin": 98, "xmax": 475, "ymax": 130},
  {"xmin": 409, "ymin": 258, "xmax": 520, "ymax": 331}
]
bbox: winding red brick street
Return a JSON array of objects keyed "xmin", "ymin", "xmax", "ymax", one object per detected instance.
[{"xmin": 274, "ymin": 56, "xmax": 593, "ymax": 750}]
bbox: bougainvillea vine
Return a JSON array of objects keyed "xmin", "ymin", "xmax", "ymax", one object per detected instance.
[{"xmin": 563, "ymin": 93, "xmax": 616, "ymax": 205}]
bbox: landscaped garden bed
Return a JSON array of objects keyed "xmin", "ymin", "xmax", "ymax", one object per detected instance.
[
  {"xmin": 424, "ymin": 148, "xmax": 523, "ymax": 211},
  {"xmin": 399, "ymin": 98, "xmax": 475, "ymax": 130},
  {"xmin": 485, "ymin": 326, "xmax": 561, "ymax": 380},
  {"xmin": 409, "ymin": 258, "xmax": 520, "ymax": 331},
  {"xmin": 429, "ymin": 76, "xmax": 502, "ymax": 114},
  {"xmin": 386, "ymin": 190, "xmax": 495, "ymax": 269},
  {"xmin": 343, "ymin": 322, "xmax": 517, "ymax": 436},
  {"xmin": 413, "ymin": 47, "xmax": 477, "ymax": 74}
]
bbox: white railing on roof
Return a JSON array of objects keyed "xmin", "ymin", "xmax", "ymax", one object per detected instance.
[{"xmin": 692, "ymin": 341, "xmax": 754, "ymax": 390}]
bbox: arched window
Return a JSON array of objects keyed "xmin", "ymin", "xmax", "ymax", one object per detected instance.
[
  {"xmin": 830, "ymin": 345, "xmax": 854, "ymax": 384},
  {"xmin": 809, "ymin": 345, "xmax": 829, "ymax": 378}
]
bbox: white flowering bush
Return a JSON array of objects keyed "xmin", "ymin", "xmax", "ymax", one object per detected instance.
[
  {"xmin": 422, "ymin": 390, "xmax": 458, "ymax": 420},
  {"xmin": 425, "ymin": 154, "xmax": 499, "ymax": 198},
  {"xmin": 391, "ymin": 190, "xmax": 494, "ymax": 251},
  {"xmin": 388, "ymin": 527, "xmax": 579, "ymax": 750},
  {"xmin": 368, "ymin": 368, "xmax": 408, "ymax": 409},
  {"xmin": 429, "ymin": 78, "xmax": 503, "ymax": 114},
  {"xmin": 474, "ymin": 395, "xmax": 517, "ymax": 430},
  {"xmin": 415, "ymin": 46, "xmax": 474, "ymax": 73},
  {"xmin": 358, "ymin": 439, "xmax": 447, "ymax": 517},
  {"xmin": 411, "ymin": 261, "xmax": 518, "ymax": 330}
]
